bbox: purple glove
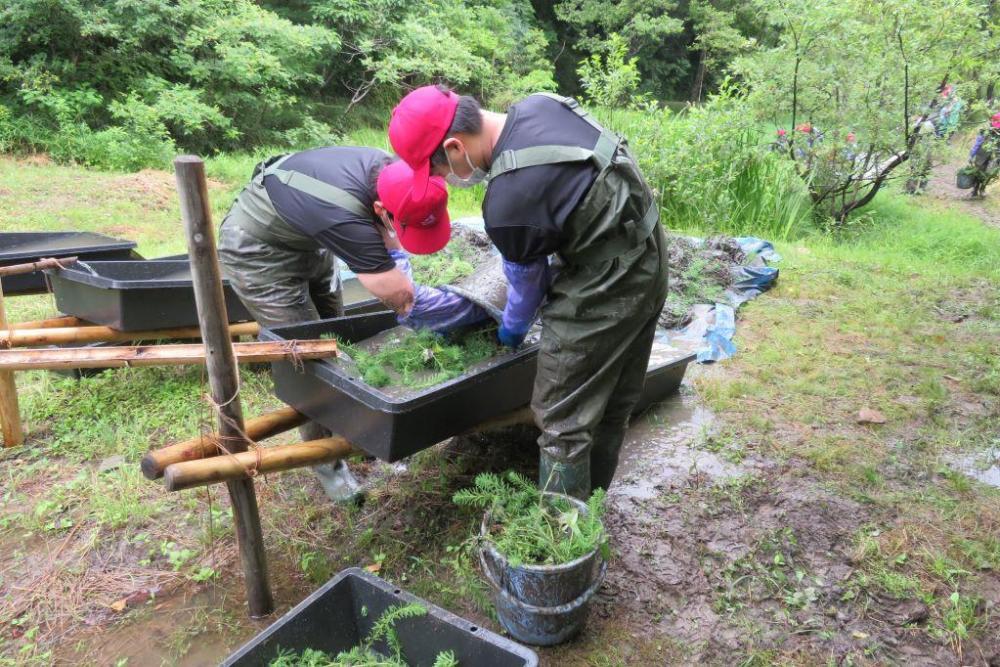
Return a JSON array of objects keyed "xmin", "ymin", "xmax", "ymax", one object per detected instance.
[
  {"xmin": 390, "ymin": 250, "xmax": 491, "ymax": 334},
  {"xmin": 971, "ymin": 133, "xmax": 985, "ymax": 158},
  {"xmin": 501, "ymin": 258, "xmax": 550, "ymax": 337}
]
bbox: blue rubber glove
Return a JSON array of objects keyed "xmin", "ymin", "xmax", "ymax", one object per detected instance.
[
  {"xmin": 497, "ymin": 324, "xmax": 527, "ymax": 348},
  {"xmin": 971, "ymin": 132, "xmax": 986, "ymax": 158},
  {"xmin": 500, "ymin": 257, "xmax": 550, "ymax": 338},
  {"xmin": 390, "ymin": 249, "xmax": 491, "ymax": 334}
]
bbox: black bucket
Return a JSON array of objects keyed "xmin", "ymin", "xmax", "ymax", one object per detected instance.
[
  {"xmin": 957, "ymin": 170, "xmax": 976, "ymax": 190},
  {"xmin": 478, "ymin": 493, "xmax": 607, "ymax": 646}
]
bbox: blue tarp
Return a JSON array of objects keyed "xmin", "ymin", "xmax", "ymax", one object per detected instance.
[{"xmin": 670, "ymin": 236, "xmax": 781, "ymax": 363}]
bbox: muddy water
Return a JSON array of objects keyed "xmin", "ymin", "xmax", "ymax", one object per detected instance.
[
  {"xmin": 613, "ymin": 386, "xmax": 736, "ymax": 501},
  {"xmin": 946, "ymin": 447, "xmax": 1000, "ymax": 488}
]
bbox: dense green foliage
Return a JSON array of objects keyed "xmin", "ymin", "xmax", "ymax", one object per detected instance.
[
  {"xmin": 268, "ymin": 603, "xmax": 459, "ymax": 667},
  {"xmin": 340, "ymin": 329, "xmax": 499, "ymax": 390},
  {"xmin": 597, "ymin": 95, "xmax": 813, "ymax": 238},
  {"xmin": 454, "ymin": 471, "xmax": 608, "ymax": 567}
]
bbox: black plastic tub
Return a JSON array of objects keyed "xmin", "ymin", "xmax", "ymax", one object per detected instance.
[
  {"xmin": 0, "ymin": 232, "xmax": 139, "ymax": 295},
  {"xmin": 263, "ymin": 314, "xmax": 697, "ymax": 462},
  {"xmin": 46, "ymin": 260, "xmax": 252, "ymax": 331},
  {"xmin": 262, "ymin": 314, "xmax": 540, "ymax": 462},
  {"xmin": 223, "ymin": 568, "xmax": 537, "ymax": 667}
]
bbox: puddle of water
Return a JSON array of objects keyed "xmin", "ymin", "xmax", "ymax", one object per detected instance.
[
  {"xmin": 947, "ymin": 448, "xmax": 1000, "ymax": 488},
  {"xmin": 613, "ymin": 388, "xmax": 740, "ymax": 501}
]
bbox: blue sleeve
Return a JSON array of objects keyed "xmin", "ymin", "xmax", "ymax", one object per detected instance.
[
  {"xmin": 971, "ymin": 134, "xmax": 985, "ymax": 158},
  {"xmin": 389, "ymin": 250, "xmax": 491, "ymax": 334},
  {"xmin": 501, "ymin": 258, "xmax": 550, "ymax": 335}
]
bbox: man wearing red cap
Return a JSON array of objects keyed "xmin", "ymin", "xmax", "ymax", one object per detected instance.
[
  {"xmin": 389, "ymin": 86, "xmax": 669, "ymax": 499},
  {"xmin": 218, "ymin": 146, "xmax": 489, "ymax": 501}
]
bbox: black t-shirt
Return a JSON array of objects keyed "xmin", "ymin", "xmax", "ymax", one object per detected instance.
[
  {"xmin": 264, "ymin": 146, "xmax": 395, "ymax": 274},
  {"xmin": 483, "ymin": 95, "xmax": 600, "ymax": 263}
]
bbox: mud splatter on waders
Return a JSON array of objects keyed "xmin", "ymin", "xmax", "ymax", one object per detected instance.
[
  {"xmin": 217, "ymin": 153, "xmax": 376, "ymax": 502},
  {"xmin": 489, "ymin": 94, "xmax": 669, "ymax": 498}
]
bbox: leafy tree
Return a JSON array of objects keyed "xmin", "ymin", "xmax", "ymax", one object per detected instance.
[
  {"xmin": 577, "ymin": 33, "xmax": 646, "ymax": 108},
  {"xmin": 734, "ymin": 0, "xmax": 999, "ymax": 223},
  {"xmin": 555, "ymin": 0, "xmax": 687, "ymax": 99}
]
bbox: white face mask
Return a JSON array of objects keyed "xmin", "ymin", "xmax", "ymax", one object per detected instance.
[{"xmin": 444, "ymin": 145, "xmax": 488, "ymax": 188}]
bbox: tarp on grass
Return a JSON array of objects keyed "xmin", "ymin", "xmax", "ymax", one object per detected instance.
[{"xmin": 669, "ymin": 236, "xmax": 781, "ymax": 363}]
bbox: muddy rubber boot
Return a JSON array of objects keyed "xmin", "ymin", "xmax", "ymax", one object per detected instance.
[
  {"xmin": 314, "ymin": 460, "xmax": 364, "ymax": 505},
  {"xmin": 539, "ymin": 452, "xmax": 591, "ymax": 500}
]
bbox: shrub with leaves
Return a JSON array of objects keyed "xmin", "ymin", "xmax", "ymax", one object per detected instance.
[{"xmin": 453, "ymin": 471, "xmax": 608, "ymax": 567}]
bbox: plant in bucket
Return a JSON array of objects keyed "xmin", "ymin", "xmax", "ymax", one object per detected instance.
[{"xmin": 453, "ymin": 471, "xmax": 609, "ymax": 646}]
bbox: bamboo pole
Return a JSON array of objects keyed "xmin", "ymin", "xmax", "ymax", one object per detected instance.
[
  {"xmin": 0, "ymin": 256, "xmax": 78, "ymax": 277},
  {"xmin": 163, "ymin": 437, "xmax": 356, "ymax": 491},
  {"xmin": 0, "ymin": 321, "xmax": 259, "ymax": 347},
  {"xmin": 0, "ymin": 339, "xmax": 337, "ymax": 371},
  {"xmin": 141, "ymin": 406, "xmax": 308, "ymax": 480},
  {"xmin": 175, "ymin": 154, "xmax": 273, "ymax": 618},
  {"xmin": 0, "ymin": 282, "xmax": 23, "ymax": 447},
  {"xmin": 7, "ymin": 316, "xmax": 85, "ymax": 330}
]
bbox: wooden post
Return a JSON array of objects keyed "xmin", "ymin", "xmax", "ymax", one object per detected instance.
[
  {"xmin": 175, "ymin": 154, "xmax": 274, "ymax": 618},
  {"xmin": 141, "ymin": 406, "xmax": 308, "ymax": 480},
  {"xmin": 163, "ymin": 437, "xmax": 356, "ymax": 491},
  {"xmin": 0, "ymin": 282, "xmax": 23, "ymax": 447}
]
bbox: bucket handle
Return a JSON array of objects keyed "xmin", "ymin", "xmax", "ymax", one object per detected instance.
[{"xmin": 478, "ymin": 550, "xmax": 608, "ymax": 616}]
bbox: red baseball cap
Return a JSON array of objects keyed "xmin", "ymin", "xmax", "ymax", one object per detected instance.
[
  {"xmin": 992, "ymin": 112, "xmax": 1000, "ymax": 129},
  {"xmin": 388, "ymin": 85, "xmax": 459, "ymax": 200},
  {"xmin": 377, "ymin": 160, "xmax": 451, "ymax": 255}
]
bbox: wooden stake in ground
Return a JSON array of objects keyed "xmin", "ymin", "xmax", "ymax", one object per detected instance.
[
  {"xmin": 0, "ymin": 281, "xmax": 24, "ymax": 447},
  {"xmin": 174, "ymin": 154, "xmax": 274, "ymax": 618}
]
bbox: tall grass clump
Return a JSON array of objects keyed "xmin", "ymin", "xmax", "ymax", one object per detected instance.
[{"xmin": 595, "ymin": 95, "xmax": 812, "ymax": 240}]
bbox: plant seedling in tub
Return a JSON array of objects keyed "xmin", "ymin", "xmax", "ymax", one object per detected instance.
[
  {"xmin": 268, "ymin": 602, "xmax": 459, "ymax": 666},
  {"xmin": 453, "ymin": 471, "xmax": 609, "ymax": 566}
]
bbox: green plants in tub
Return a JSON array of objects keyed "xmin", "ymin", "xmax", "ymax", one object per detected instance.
[
  {"xmin": 268, "ymin": 603, "xmax": 459, "ymax": 667},
  {"xmin": 453, "ymin": 471, "xmax": 609, "ymax": 567}
]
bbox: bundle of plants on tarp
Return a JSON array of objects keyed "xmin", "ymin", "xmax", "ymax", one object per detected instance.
[
  {"xmin": 268, "ymin": 603, "xmax": 459, "ymax": 667},
  {"xmin": 453, "ymin": 471, "xmax": 608, "ymax": 567}
]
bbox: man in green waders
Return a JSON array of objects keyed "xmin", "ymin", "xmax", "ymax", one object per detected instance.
[
  {"xmin": 389, "ymin": 87, "xmax": 668, "ymax": 499},
  {"xmin": 218, "ymin": 147, "xmax": 490, "ymax": 501}
]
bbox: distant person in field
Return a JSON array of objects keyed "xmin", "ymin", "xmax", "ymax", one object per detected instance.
[
  {"xmin": 217, "ymin": 148, "xmax": 488, "ymax": 501},
  {"xmin": 935, "ymin": 84, "xmax": 964, "ymax": 138},
  {"xmin": 967, "ymin": 113, "xmax": 1000, "ymax": 198}
]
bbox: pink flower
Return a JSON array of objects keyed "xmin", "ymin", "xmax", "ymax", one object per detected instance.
[{"xmin": 992, "ymin": 113, "xmax": 1000, "ymax": 129}]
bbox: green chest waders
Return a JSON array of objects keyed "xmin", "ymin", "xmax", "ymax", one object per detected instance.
[
  {"xmin": 488, "ymin": 94, "xmax": 670, "ymax": 498},
  {"xmin": 218, "ymin": 153, "xmax": 378, "ymax": 328},
  {"xmin": 216, "ymin": 155, "xmax": 381, "ymax": 503}
]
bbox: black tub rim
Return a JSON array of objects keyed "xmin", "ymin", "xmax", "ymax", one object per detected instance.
[
  {"xmin": 479, "ymin": 492, "xmax": 605, "ymax": 575},
  {"xmin": 0, "ymin": 231, "xmax": 136, "ymax": 261},
  {"xmin": 45, "ymin": 259, "xmax": 238, "ymax": 290},
  {"xmin": 261, "ymin": 314, "xmax": 541, "ymax": 414}
]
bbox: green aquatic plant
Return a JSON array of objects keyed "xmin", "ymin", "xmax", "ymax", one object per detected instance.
[
  {"xmin": 341, "ymin": 329, "xmax": 499, "ymax": 390},
  {"xmin": 268, "ymin": 603, "xmax": 459, "ymax": 667},
  {"xmin": 453, "ymin": 471, "xmax": 608, "ymax": 567}
]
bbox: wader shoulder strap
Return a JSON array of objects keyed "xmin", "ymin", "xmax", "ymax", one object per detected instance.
[
  {"xmin": 531, "ymin": 92, "xmax": 608, "ymax": 135},
  {"xmin": 488, "ymin": 132, "xmax": 620, "ymax": 181},
  {"xmin": 262, "ymin": 155, "xmax": 370, "ymax": 219}
]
